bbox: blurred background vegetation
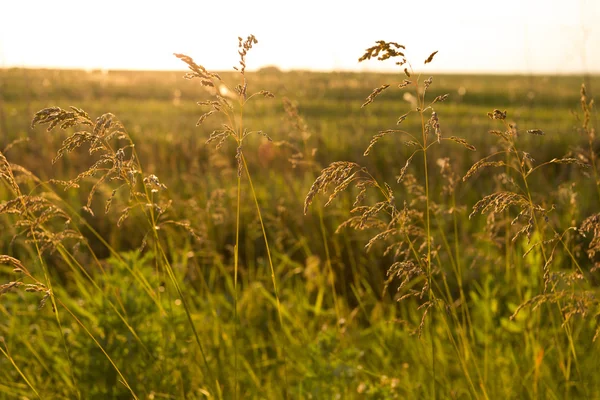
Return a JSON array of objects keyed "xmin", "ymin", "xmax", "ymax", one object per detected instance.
[{"xmin": 0, "ymin": 68, "xmax": 599, "ymax": 399}]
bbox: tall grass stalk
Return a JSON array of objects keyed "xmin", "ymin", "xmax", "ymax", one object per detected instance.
[
  {"xmin": 26, "ymin": 102, "xmax": 216, "ymax": 393},
  {"xmin": 175, "ymin": 35, "xmax": 289, "ymax": 397},
  {"xmin": 304, "ymin": 42, "xmax": 484, "ymax": 398},
  {"xmin": 416, "ymin": 72, "xmax": 438, "ymax": 400}
]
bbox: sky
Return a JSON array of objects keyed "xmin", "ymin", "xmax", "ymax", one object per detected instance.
[{"xmin": 0, "ymin": 0, "xmax": 599, "ymax": 74}]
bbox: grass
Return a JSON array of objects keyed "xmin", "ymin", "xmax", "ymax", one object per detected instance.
[{"xmin": 0, "ymin": 37, "xmax": 599, "ymax": 399}]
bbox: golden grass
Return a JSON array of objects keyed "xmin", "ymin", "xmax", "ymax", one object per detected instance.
[{"xmin": 0, "ymin": 36, "xmax": 598, "ymax": 399}]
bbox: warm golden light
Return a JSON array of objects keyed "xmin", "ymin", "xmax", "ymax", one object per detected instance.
[{"xmin": 0, "ymin": 0, "xmax": 598, "ymax": 73}]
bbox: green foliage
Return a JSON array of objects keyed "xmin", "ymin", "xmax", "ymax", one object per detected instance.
[{"xmin": 0, "ymin": 37, "xmax": 599, "ymax": 399}]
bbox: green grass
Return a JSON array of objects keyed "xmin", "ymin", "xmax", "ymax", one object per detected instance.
[{"xmin": 0, "ymin": 58, "xmax": 599, "ymax": 400}]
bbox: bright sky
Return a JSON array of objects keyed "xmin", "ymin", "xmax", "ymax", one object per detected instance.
[{"xmin": 1, "ymin": 0, "xmax": 599, "ymax": 74}]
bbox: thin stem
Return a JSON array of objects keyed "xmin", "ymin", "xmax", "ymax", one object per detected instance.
[
  {"xmin": 0, "ymin": 342, "xmax": 41, "ymax": 400},
  {"xmin": 138, "ymin": 173, "xmax": 216, "ymax": 391},
  {"xmin": 233, "ymin": 172, "xmax": 241, "ymax": 399},
  {"xmin": 241, "ymin": 154, "xmax": 289, "ymax": 397},
  {"xmin": 233, "ymin": 78, "xmax": 244, "ymax": 399},
  {"xmin": 57, "ymin": 299, "xmax": 139, "ymax": 400},
  {"xmin": 317, "ymin": 207, "xmax": 341, "ymax": 323},
  {"xmin": 417, "ymin": 77, "xmax": 436, "ymax": 400}
]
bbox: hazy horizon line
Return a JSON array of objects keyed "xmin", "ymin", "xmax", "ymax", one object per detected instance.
[{"xmin": 2, "ymin": 65, "xmax": 599, "ymax": 77}]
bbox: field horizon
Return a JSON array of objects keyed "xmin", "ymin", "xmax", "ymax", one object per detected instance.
[{"xmin": 4, "ymin": 66, "xmax": 600, "ymax": 77}]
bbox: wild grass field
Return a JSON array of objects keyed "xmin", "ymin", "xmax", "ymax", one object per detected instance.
[{"xmin": 0, "ymin": 38, "xmax": 599, "ymax": 399}]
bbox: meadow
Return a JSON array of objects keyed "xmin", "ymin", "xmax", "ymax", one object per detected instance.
[{"xmin": 0, "ymin": 38, "xmax": 599, "ymax": 399}]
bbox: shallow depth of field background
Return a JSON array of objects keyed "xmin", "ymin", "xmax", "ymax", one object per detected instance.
[{"xmin": 1, "ymin": 1, "xmax": 600, "ymax": 399}]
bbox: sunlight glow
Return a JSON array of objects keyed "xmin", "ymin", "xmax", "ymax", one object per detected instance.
[{"xmin": 1, "ymin": 0, "xmax": 599, "ymax": 74}]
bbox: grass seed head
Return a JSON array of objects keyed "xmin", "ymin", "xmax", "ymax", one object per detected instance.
[
  {"xmin": 362, "ymin": 84, "xmax": 390, "ymax": 108},
  {"xmin": 424, "ymin": 51, "xmax": 438, "ymax": 64},
  {"xmin": 488, "ymin": 109, "xmax": 507, "ymax": 120},
  {"xmin": 358, "ymin": 41, "xmax": 405, "ymax": 62}
]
